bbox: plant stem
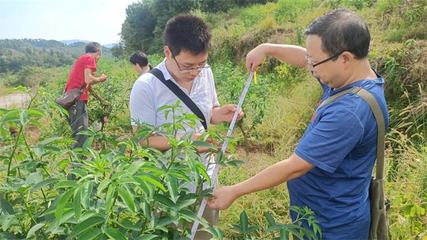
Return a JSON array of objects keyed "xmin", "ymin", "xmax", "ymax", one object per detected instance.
[{"xmin": 7, "ymin": 124, "xmax": 23, "ymax": 181}]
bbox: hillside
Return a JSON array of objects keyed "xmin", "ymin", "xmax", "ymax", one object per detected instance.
[{"xmin": 0, "ymin": 39, "xmax": 112, "ymax": 74}]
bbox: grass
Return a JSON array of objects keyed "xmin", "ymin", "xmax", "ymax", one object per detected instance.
[
  {"xmin": 218, "ymin": 150, "xmax": 290, "ymax": 239},
  {"xmin": 217, "ymin": 76, "xmax": 322, "ymax": 238},
  {"xmin": 0, "ymin": 86, "xmax": 14, "ymax": 97}
]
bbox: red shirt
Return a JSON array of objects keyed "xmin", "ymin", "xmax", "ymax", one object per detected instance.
[{"xmin": 65, "ymin": 54, "xmax": 96, "ymax": 101}]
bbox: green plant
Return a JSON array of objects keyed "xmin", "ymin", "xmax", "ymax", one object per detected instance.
[
  {"xmin": 231, "ymin": 207, "xmax": 321, "ymax": 240},
  {"xmin": 0, "ymin": 103, "xmax": 227, "ymax": 239}
]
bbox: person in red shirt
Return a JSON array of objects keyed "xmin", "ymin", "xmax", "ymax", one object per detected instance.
[{"xmin": 64, "ymin": 42, "xmax": 108, "ymax": 148}]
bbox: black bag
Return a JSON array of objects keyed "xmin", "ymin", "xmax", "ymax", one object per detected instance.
[
  {"xmin": 149, "ymin": 68, "xmax": 208, "ymax": 130},
  {"xmin": 369, "ymin": 178, "xmax": 389, "ymax": 240},
  {"xmin": 56, "ymin": 88, "xmax": 84, "ymax": 109}
]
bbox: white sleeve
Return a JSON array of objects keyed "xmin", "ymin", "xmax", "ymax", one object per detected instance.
[{"xmin": 129, "ymin": 79, "xmax": 156, "ymax": 126}]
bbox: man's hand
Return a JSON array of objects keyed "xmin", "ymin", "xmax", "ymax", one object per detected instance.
[
  {"xmin": 211, "ymin": 104, "xmax": 244, "ymax": 124},
  {"xmin": 98, "ymin": 74, "xmax": 108, "ymax": 82},
  {"xmin": 208, "ymin": 185, "xmax": 239, "ymax": 210},
  {"xmin": 246, "ymin": 44, "xmax": 267, "ymax": 71}
]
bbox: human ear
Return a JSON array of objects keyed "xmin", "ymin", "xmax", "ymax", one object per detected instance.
[
  {"xmin": 341, "ymin": 51, "xmax": 354, "ymax": 64},
  {"xmin": 164, "ymin": 46, "xmax": 171, "ymax": 59}
]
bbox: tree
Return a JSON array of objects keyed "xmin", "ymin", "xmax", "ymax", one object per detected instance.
[
  {"xmin": 121, "ymin": 1, "xmax": 157, "ymax": 53},
  {"xmin": 111, "ymin": 44, "xmax": 125, "ymax": 59},
  {"xmin": 121, "ymin": 0, "xmax": 197, "ymax": 53}
]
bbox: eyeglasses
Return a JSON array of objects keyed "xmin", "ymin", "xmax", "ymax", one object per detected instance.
[
  {"xmin": 172, "ymin": 55, "xmax": 210, "ymax": 73},
  {"xmin": 306, "ymin": 51, "xmax": 344, "ymax": 68}
]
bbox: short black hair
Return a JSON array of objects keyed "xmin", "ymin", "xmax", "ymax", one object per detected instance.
[
  {"xmin": 305, "ymin": 8, "xmax": 370, "ymax": 59},
  {"xmin": 164, "ymin": 14, "xmax": 211, "ymax": 56},
  {"xmin": 129, "ymin": 51, "xmax": 149, "ymax": 67},
  {"xmin": 85, "ymin": 42, "xmax": 101, "ymax": 53}
]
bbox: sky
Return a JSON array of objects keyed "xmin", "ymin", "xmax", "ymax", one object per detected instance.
[{"xmin": 0, "ymin": 0, "xmax": 141, "ymax": 45}]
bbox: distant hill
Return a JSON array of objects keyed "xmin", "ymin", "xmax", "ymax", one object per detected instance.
[
  {"xmin": 0, "ymin": 39, "xmax": 111, "ymax": 73},
  {"xmin": 103, "ymin": 43, "xmax": 118, "ymax": 49},
  {"xmin": 61, "ymin": 39, "xmax": 90, "ymax": 45}
]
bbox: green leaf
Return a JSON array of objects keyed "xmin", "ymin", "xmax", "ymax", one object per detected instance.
[
  {"xmin": 153, "ymin": 194, "xmax": 175, "ymax": 208},
  {"xmin": 30, "ymin": 178, "xmax": 58, "ymax": 192},
  {"xmin": 27, "ymin": 109, "xmax": 44, "ymax": 118},
  {"xmin": 114, "ymin": 219, "xmax": 141, "ymax": 231},
  {"xmin": 239, "ymin": 210, "xmax": 249, "ymax": 234},
  {"xmin": 0, "ymin": 215, "xmax": 16, "ymax": 231},
  {"xmin": 279, "ymin": 228, "xmax": 289, "ymax": 240},
  {"xmin": 25, "ymin": 172, "xmax": 43, "ymax": 185},
  {"xmin": 74, "ymin": 187, "xmax": 82, "ymax": 220},
  {"xmin": 313, "ymin": 224, "xmax": 321, "ymax": 237},
  {"xmin": 2, "ymin": 109, "xmax": 20, "ymax": 122},
  {"xmin": 266, "ymin": 225, "xmax": 285, "ymax": 233},
  {"xmin": 247, "ymin": 225, "xmax": 259, "ymax": 233},
  {"xmin": 135, "ymin": 178, "xmax": 153, "ymax": 197},
  {"xmin": 166, "ymin": 175, "xmax": 179, "ymax": 203},
  {"xmin": 55, "ymin": 189, "xmax": 74, "ymax": 220},
  {"xmin": 104, "ymin": 227, "xmax": 127, "ymax": 240},
  {"xmin": 37, "ymin": 136, "xmax": 63, "ymax": 146},
  {"xmin": 97, "ymin": 178, "xmax": 111, "ymax": 196},
  {"xmin": 176, "ymin": 198, "xmax": 196, "ymax": 210},
  {"xmin": 118, "ymin": 185, "xmax": 136, "ymax": 212},
  {"xmin": 264, "ymin": 211, "xmax": 276, "ymax": 227},
  {"xmin": 138, "ymin": 174, "xmax": 166, "ymax": 192},
  {"xmin": 81, "ymin": 181, "xmax": 94, "ymax": 209},
  {"xmin": 55, "ymin": 180, "xmax": 78, "ymax": 189},
  {"xmin": 78, "ymin": 227, "xmax": 103, "ymax": 240},
  {"xmin": 195, "ymin": 162, "xmax": 211, "ymax": 185},
  {"xmin": 0, "ymin": 197, "xmax": 15, "ymax": 214},
  {"xmin": 105, "ymin": 184, "xmax": 117, "ymax": 211},
  {"xmin": 127, "ymin": 160, "xmax": 146, "ymax": 176},
  {"xmin": 137, "ymin": 234, "xmax": 157, "ymax": 240},
  {"xmin": 142, "ymin": 200, "xmax": 152, "ymax": 219},
  {"xmin": 288, "ymin": 228, "xmax": 304, "ymax": 240},
  {"xmin": 19, "ymin": 109, "xmax": 28, "ymax": 126},
  {"xmin": 72, "ymin": 215, "xmax": 104, "ymax": 237},
  {"xmin": 157, "ymin": 216, "xmax": 174, "ymax": 227},
  {"xmin": 225, "ymin": 159, "xmax": 244, "ymax": 167},
  {"xmin": 169, "ymin": 168, "xmax": 192, "ymax": 182},
  {"xmin": 192, "ymin": 140, "xmax": 213, "ymax": 148},
  {"xmin": 207, "ymin": 226, "xmax": 224, "ymax": 239},
  {"xmin": 26, "ymin": 223, "xmax": 45, "ymax": 239},
  {"xmin": 178, "ymin": 209, "xmax": 198, "ymax": 222}
]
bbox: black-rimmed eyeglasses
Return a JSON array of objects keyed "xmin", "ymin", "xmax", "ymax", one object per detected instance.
[
  {"xmin": 172, "ymin": 55, "xmax": 210, "ymax": 73},
  {"xmin": 307, "ymin": 51, "xmax": 344, "ymax": 68}
]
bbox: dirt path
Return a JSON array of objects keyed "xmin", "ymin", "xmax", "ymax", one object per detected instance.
[{"xmin": 0, "ymin": 93, "xmax": 31, "ymax": 109}]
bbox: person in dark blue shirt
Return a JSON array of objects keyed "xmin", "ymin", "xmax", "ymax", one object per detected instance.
[{"xmin": 208, "ymin": 8, "xmax": 389, "ymax": 240}]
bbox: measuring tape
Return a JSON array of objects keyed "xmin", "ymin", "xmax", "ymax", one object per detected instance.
[{"xmin": 190, "ymin": 71, "xmax": 255, "ymax": 239}]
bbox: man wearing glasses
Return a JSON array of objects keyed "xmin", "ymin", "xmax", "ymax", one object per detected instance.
[
  {"xmin": 130, "ymin": 15, "xmax": 241, "ymax": 149},
  {"xmin": 208, "ymin": 8, "xmax": 389, "ymax": 240},
  {"xmin": 129, "ymin": 14, "xmax": 242, "ymax": 239}
]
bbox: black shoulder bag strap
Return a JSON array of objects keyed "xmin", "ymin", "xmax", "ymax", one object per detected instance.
[{"xmin": 150, "ymin": 68, "xmax": 208, "ymax": 130}]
